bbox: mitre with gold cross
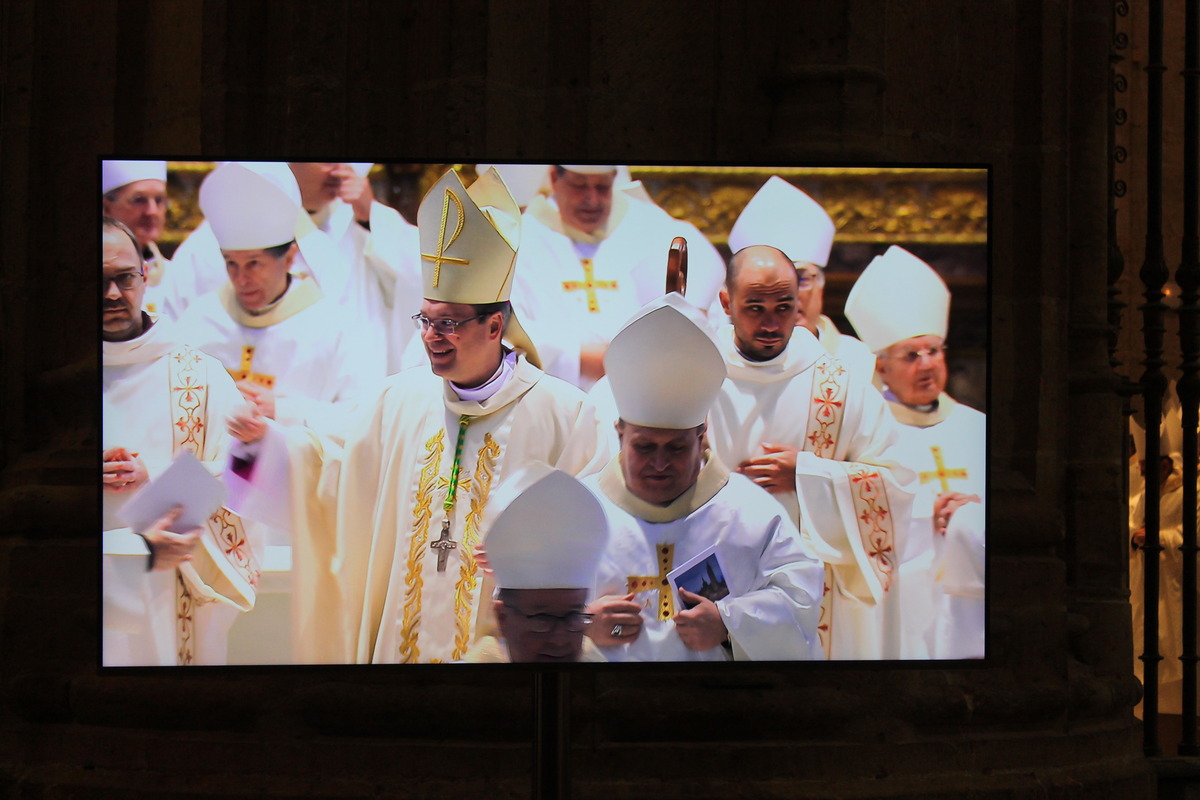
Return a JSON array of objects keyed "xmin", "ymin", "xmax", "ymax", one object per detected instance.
[{"xmin": 417, "ymin": 167, "xmax": 542, "ymax": 368}]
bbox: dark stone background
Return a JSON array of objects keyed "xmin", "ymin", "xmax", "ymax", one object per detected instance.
[{"xmin": 0, "ymin": 1, "xmax": 1161, "ymax": 797}]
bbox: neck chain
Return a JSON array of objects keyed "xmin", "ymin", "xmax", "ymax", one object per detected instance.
[{"xmin": 431, "ymin": 415, "xmax": 471, "ymax": 572}]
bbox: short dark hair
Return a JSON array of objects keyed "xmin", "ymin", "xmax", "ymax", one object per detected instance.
[
  {"xmin": 472, "ymin": 300, "xmax": 512, "ymax": 326},
  {"xmin": 102, "ymin": 215, "xmax": 143, "ymax": 265},
  {"xmin": 264, "ymin": 240, "xmax": 296, "ymax": 259}
]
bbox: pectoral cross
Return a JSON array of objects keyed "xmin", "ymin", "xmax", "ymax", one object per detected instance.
[
  {"xmin": 227, "ymin": 345, "xmax": 275, "ymax": 389},
  {"xmin": 562, "ymin": 258, "xmax": 618, "ymax": 313},
  {"xmin": 421, "ymin": 188, "xmax": 470, "ymax": 287},
  {"xmin": 919, "ymin": 446, "xmax": 969, "ymax": 493},
  {"xmin": 431, "ymin": 519, "xmax": 458, "ymax": 573},
  {"xmin": 627, "ymin": 543, "xmax": 675, "ymax": 621}
]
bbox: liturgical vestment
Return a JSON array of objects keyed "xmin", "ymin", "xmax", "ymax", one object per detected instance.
[
  {"xmin": 588, "ymin": 458, "xmax": 824, "ymax": 662},
  {"xmin": 510, "ymin": 192, "xmax": 725, "ymax": 389},
  {"xmin": 705, "ymin": 324, "xmax": 916, "ymax": 660},
  {"xmin": 886, "ymin": 393, "xmax": 987, "ymax": 659},
  {"xmin": 103, "ymin": 318, "xmax": 259, "ymax": 666},
  {"xmin": 174, "ymin": 278, "xmax": 384, "ymax": 441},
  {"xmin": 229, "ymin": 355, "xmax": 611, "ymax": 664}
]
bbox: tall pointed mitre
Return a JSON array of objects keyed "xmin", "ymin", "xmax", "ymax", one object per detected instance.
[
  {"xmin": 605, "ymin": 293, "xmax": 727, "ymax": 429},
  {"xmin": 476, "ymin": 164, "xmax": 550, "ymax": 209},
  {"xmin": 418, "ymin": 167, "xmax": 542, "ymax": 367},
  {"xmin": 200, "ymin": 162, "xmax": 300, "ymax": 250},
  {"xmin": 844, "ymin": 245, "xmax": 950, "ymax": 353},
  {"xmin": 102, "ymin": 160, "xmax": 167, "ymax": 194},
  {"xmin": 728, "ymin": 175, "xmax": 836, "ymax": 267},
  {"xmin": 483, "ymin": 462, "xmax": 609, "ymax": 591}
]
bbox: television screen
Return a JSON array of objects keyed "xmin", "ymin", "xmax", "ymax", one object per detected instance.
[{"xmin": 100, "ymin": 160, "xmax": 987, "ymax": 667}]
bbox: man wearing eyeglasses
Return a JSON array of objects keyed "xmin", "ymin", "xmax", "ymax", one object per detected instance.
[
  {"xmin": 703, "ymin": 244, "xmax": 916, "ymax": 660},
  {"xmin": 464, "ymin": 465, "xmax": 609, "ymax": 663},
  {"xmin": 102, "ymin": 160, "xmax": 173, "ymax": 319},
  {"xmin": 845, "ymin": 245, "xmax": 986, "ymax": 660},
  {"xmin": 224, "ymin": 168, "xmax": 610, "ymax": 664},
  {"xmin": 102, "ymin": 217, "xmax": 259, "ymax": 666}
]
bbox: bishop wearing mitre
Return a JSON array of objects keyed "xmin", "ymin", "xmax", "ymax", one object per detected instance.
[
  {"xmin": 225, "ymin": 167, "xmax": 611, "ymax": 664},
  {"xmin": 845, "ymin": 245, "xmax": 986, "ymax": 659}
]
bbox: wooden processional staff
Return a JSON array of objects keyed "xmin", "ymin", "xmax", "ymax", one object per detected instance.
[{"xmin": 666, "ymin": 236, "xmax": 688, "ymax": 295}]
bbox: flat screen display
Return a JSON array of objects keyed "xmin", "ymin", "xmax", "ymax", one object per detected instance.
[{"xmin": 100, "ymin": 161, "xmax": 988, "ymax": 667}]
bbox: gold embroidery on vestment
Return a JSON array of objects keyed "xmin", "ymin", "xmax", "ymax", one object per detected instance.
[
  {"xmin": 452, "ymin": 435, "xmax": 501, "ymax": 660},
  {"xmin": 562, "ymin": 258, "xmax": 619, "ymax": 312},
  {"xmin": 848, "ymin": 468, "xmax": 895, "ymax": 592},
  {"xmin": 170, "ymin": 346, "xmax": 207, "ymax": 457},
  {"xmin": 227, "ymin": 345, "xmax": 275, "ymax": 390},
  {"xmin": 176, "ymin": 572, "xmax": 195, "ymax": 666},
  {"xmin": 398, "ymin": 429, "xmax": 445, "ymax": 663},
  {"xmin": 803, "ymin": 355, "xmax": 847, "ymax": 458},
  {"xmin": 919, "ymin": 446, "xmax": 968, "ymax": 493},
  {"xmin": 627, "ymin": 543, "xmax": 676, "ymax": 621}
]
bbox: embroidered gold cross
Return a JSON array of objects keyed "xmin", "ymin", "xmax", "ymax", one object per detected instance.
[
  {"xmin": 919, "ymin": 446, "xmax": 969, "ymax": 493},
  {"xmin": 562, "ymin": 258, "xmax": 618, "ymax": 312},
  {"xmin": 227, "ymin": 345, "xmax": 275, "ymax": 389},
  {"xmin": 627, "ymin": 543, "xmax": 675, "ymax": 621},
  {"xmin": 422, "ymin": 188, "xmax": 470, "ymax": 287}
]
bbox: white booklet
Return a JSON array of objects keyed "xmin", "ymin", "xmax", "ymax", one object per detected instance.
[
  {"xmin": 666, "ymin": 545, "xmax": 731, "ymax": 609},
  {"xmin": 117, "ymin": 450, "xmax": 226, "ymax": 535}
]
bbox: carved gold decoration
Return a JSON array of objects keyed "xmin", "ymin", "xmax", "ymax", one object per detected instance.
[
  {"xmin": 632, "ymin": 167, "xmax": 988, "ymax": 245},
  {"xmin": 398, "ymin": 429, "xmax": 446, "ymax": 664},
  {"xmin": 451, "ymin": 434, "xmax": 501, "ymax": 661},
  {"xmin": 162, "ymin": 163, "xmax": 987, "ymax": 249}
]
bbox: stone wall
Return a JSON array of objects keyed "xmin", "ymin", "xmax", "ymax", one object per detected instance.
[{"xmin": 0, "ymin": 1, "xmax": 1158, "ymax": 796}]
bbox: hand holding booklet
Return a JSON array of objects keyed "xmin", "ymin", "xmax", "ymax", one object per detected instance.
[
  {"xmin": 667, "ymin": 545, "xmax": 731, "ymax": 609},
  {"xmin": 117, "ymin": 450, "xmax": 226, "ymax": 535},
  {"xmin": 114, "ymin": 451, "xmax": 256, "ymax": 611}
]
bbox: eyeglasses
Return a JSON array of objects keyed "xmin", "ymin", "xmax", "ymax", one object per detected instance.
[
  {"xmin": 412, "ymin": 313, "xmax": 488, "ymax": 337},
  {"xmin": 796, "ymin": 268, "xmax": 825, "ymax": 288},
  {"xmin": 503, "ymin": 605, "xmax": 594, "ymax": 634},
  {"xmin": 890, "ymin": 345, "xmax": 947, "ymax": 364},
  {"xmin": 104, "ymin": 272, "xmax": 144, "ymax": 292}
]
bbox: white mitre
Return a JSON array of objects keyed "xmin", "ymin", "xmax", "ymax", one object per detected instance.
[
  {"xmin": 483, "ymin": 463, "xmax": 609, "ymax": 590},
  {"xmin": 200, "ymin": 162, "xmax": 300, "ymax": 250},
  {"xmin": 348, "ymin": 162, "xmax": 374, "ymax": 177},
  {"xmin": 606, "ymin": 293, "xmax": 727, "ymax": 429},
  {"xmin": 844, "ymin": 245, "xmax": 950, "ymax": 353},
  {"xmin": 729, "ymin": 175, "xmax": 835, "ymax": 268},
  {"xmin": 477, "ymin": 164, "xmax": 549, "ymax": 208},
  {"xmin": 418, "ymin": 167, "xmax": 542, "ymax": 367},
  {"xmin": 102, "ymin": 160, "xmax": 167, "ymax": 194}
]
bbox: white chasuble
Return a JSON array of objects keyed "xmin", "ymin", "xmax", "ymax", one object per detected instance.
[
  {"xmin": 103, "ymin": 320, "xmax": 259, "ymax": 666},
  {"xmin": 228, "ymin": 356, "xmax": 611, "ymax": 664},
  {"xmin": 510, "ymin": 193, "xmax": 726, "ymax": 389},
  {"xmin": 705, "ymin": 324, "xmax": 916, "ymax": 660},
  {"xmin": 885, "ymin": 394, "xmax": 987, "ymax": 659},
  {"xmin": 174, "ymin": 278, "xmax": 385, "ymax": 441},
  {"xmin": 588, "ymin": 459, "xmax": 824, "ymax": 662}
]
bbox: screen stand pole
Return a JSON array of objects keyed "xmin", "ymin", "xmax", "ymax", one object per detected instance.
[{"xmin": 533, "ymin": 670, "xmax": 570, "ymax": 800}]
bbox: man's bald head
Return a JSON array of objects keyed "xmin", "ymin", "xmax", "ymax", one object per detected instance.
[
  {"xmin": 725, "ymin": 245, "xmax": 795, "ymax": 289},
  {"xmin": 719, "ymin": 245, "xmax": 802, "ymax": 361}
]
